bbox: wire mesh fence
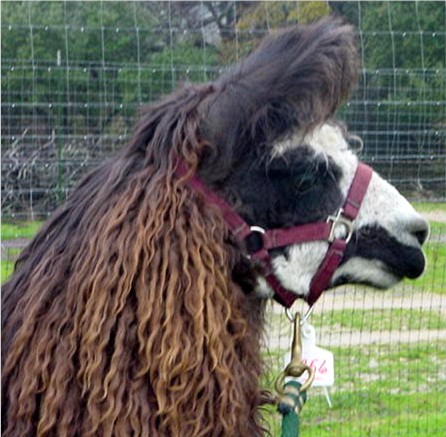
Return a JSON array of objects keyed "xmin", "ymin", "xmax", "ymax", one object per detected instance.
[{"xmin": 1, "ymin": 1, "xmax": 445, "ymax": 436}]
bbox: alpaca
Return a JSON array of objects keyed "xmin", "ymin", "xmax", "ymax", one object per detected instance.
[{"xmin": 2, "ymin": 18, "xmax": 428, "ymax": 436}]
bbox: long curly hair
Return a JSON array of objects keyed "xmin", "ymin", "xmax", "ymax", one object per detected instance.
[
  {"xmin": 2, "ymin": 84, "xmax": 266, "ymax": 436},
  {"xmin": 3, "ymin": 17, "xmax": 360, "ymax": 436}
]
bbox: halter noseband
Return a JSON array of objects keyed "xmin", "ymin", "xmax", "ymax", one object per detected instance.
[{"xmin": 175, "ymin": 160, "xmax": 373, "ymax": 308}]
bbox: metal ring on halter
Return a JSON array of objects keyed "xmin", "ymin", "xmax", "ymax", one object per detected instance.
[
  {"xmin": 285, "ymin": 307, "xmax": 295, "ymax": 323},
  {"xmin": 285, "ymin": 305, "xmax": 315, "ymax": 324},
  {"xmin": 249, "ymin": 225, "xmax": 266, "ymax": 235},
  {"xmin": 244, "ymin": 226, "xmax": 266, "ymax": 261},
  {"xmin": 301, "ymin": 305, "xmax": 315, "ymax": 325}
]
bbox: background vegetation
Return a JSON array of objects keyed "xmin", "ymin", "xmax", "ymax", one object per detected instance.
[{"xmin": 1, "ymin": 1, "xmax": 445, "ymax": 218}]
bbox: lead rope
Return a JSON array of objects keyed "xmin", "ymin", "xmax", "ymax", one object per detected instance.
[{"xmin": 275, "ymin": 311, "xmax": 316, "ymax": 437}]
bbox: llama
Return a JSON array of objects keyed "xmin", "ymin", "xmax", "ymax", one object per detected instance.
[{"xmin": 2, "ymin": 18, "xmax": 428, "ymax": 436}]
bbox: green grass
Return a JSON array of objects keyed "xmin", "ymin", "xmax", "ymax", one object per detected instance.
[
  {"xmin": 412, "ymin": 201, "xmax": 446, "ymax": 213},
  {"xmin": 315, "ymin": 308, "xmax": 446, "ymax": 331},
  {"xmin": 264, "ymin": 392, "xmax": 446, "ymax": 437},
  {"xmin": 300, "ymin": 393, "xmax": 446, "ymax": 437},
  {"xmin": 1, "ymin": 247, "xmax": 23, "ymax": 283},
  {"xmin": 1, "ymin": 260, "xmax": 15, "ymax": 283},
  {"xmin": 411, "ymin": 221, "xmax": 446, "ymax": 294},
  {"xmin": 263, "ymin": 342, "xmax": 446, "ymax": 436},
  {"xmin": 1, "ymin": 221, "xmax": 43, "ymax": 283},
  {"xmin": 428, "ymin": 221, "xmax": 446, "ymax": 234},
  {"xmin": 268, "ymin": 307, "xmax": 446, "ymax": 332},
  {"xmin": 1, "ymin": 221, "xmax": 43, "ymax": 240},
  {"xmin": 329, "ymin": 342, "xmax": 446, "ymax": 392},
  {"xmin": 264, "ymin": 342, "xmax": 446, "ymax": 394}
]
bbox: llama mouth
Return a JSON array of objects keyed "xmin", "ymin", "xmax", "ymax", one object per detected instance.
[
  {"xmin": 332, "ymin": 237, "xmax": 426, "ymax": 291},
  {"xmin": 382, "ymin": 247, "xmax": 426, "ymax": 280},
  {"xmin": 334, "ymin": 246, "xmax": 426, "ymax": 289},
  {"xmin": 332, "ymin": 274, "xmax": 395, "ymax": 289},
  {"xmin": 332, "ymin": 259, "xmax": 401, "ymax": 290},
  {"xmin": 342, "ymin": 225, "xmax": 427, "ymax": 281}
]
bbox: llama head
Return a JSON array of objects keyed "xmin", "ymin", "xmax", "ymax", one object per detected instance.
[{"xmin": 192, "ymin": 18, "xmax": 429, "ymax": 301}]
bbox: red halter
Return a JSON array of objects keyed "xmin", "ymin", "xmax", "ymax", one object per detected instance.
[{"xmin": 175, "ymin": 160, "xmax": 373, "ymax": 308}]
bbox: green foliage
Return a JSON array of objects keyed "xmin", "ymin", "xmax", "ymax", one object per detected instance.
[
  {"xmin": 1, "ymin": 1, "xmax": 445, "ymax": 211},
  {"xmin": 1, "ymin": 1, "xmax": 157, "ymax": 62},
  {"xmin": 1, "ymin": 1, "xmax": 218, "ymax": 138},
  {"xmin": 353, "ymin": 1, "xmax": 445, "ymax": 157},
  {"xmin": 237, "ymin": 0, "xmax": 330, "ymax": 31},
  {"xmin": 2, "ymin": 2, "xmax": 149, "ymax": 139},
  {"xmin": 115, "ymin": 42, "xmax": 219, "ymax": 110},
  {"xmin": 220, "ymin": 1, "xmax": 331, "ymax": 62},
  {"xmin": 1, "ymin": 2, "xmax": 221, "ymax": 218},
  {"xmin": 360, "ymin": 1, "xmax": 445, "ymax": 69}
]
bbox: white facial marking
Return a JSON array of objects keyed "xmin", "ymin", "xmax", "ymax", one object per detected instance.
[
  {"xmin": 332, "ymin": 258, "xmax": 400, "ymax": 289},
  {"xmin": 255, "ymin": 123, "xmax": 428, "ymax": 299},
  {"xmin": 272, "ymin": 242, "xmax": 328, "ymax": 296},
  {"xmin": 254, "ymin": 277, "xmax": 274, "ymax": 298},
  {"xmin": 356, "ymin": 171, "xmax": 428, "ymax": 248}
]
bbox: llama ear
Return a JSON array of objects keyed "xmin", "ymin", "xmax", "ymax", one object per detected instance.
[{"xmin": 199, "ymin": 17, "xmax": 359, "ymax": 168}]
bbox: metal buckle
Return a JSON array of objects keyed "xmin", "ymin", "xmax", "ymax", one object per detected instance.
[{"xmin": 327, "ymin": 208, "xmax": 354, "ymax": 243}]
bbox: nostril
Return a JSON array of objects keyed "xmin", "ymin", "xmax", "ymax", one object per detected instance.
[
  {"xmin": 413, "ymin": 229, "xmax": 429, "ymax": 245},
  {"xmin": 407, "ymin": 218, "xmax": 429, "ymax": 245}
]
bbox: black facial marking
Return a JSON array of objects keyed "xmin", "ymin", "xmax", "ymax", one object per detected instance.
[
  {"xmin": 342, "ymin": 224, "xmax": 426, "ymax": 280},
  {"xmin": 221, "ymin": 145, "xmax": 344, "ymax": 232},
  {"xmin": 332, "ymin": 274, "xmax": 387, "ymax": 289}
]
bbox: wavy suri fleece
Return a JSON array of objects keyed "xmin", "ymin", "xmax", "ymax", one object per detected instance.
[{"xmin": 2, "ymin": 85, "xmax": 266, "ymax": 437}]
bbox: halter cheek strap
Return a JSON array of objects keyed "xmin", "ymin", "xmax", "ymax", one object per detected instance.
[
  {"xmin": 175, "ymin": 160, "xmax": 373, "ymax": 308},
  {"xmin": 307, "ymin": 162, "xmax": 373, "ymax": 306}
]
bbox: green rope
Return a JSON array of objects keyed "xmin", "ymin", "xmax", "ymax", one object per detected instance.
[{"xmin": 277, "ymin": 380, "xmax": 308, "ymax": 437}]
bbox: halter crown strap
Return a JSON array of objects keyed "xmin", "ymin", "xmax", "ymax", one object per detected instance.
[{"xmin": 175, "ymin": 160, "xmax": 373, "ymax": 308}]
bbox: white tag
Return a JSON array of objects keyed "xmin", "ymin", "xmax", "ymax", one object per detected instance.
[{"xmin": 298, "ymin": 322, "xmax": 334, "ymax": 387}]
